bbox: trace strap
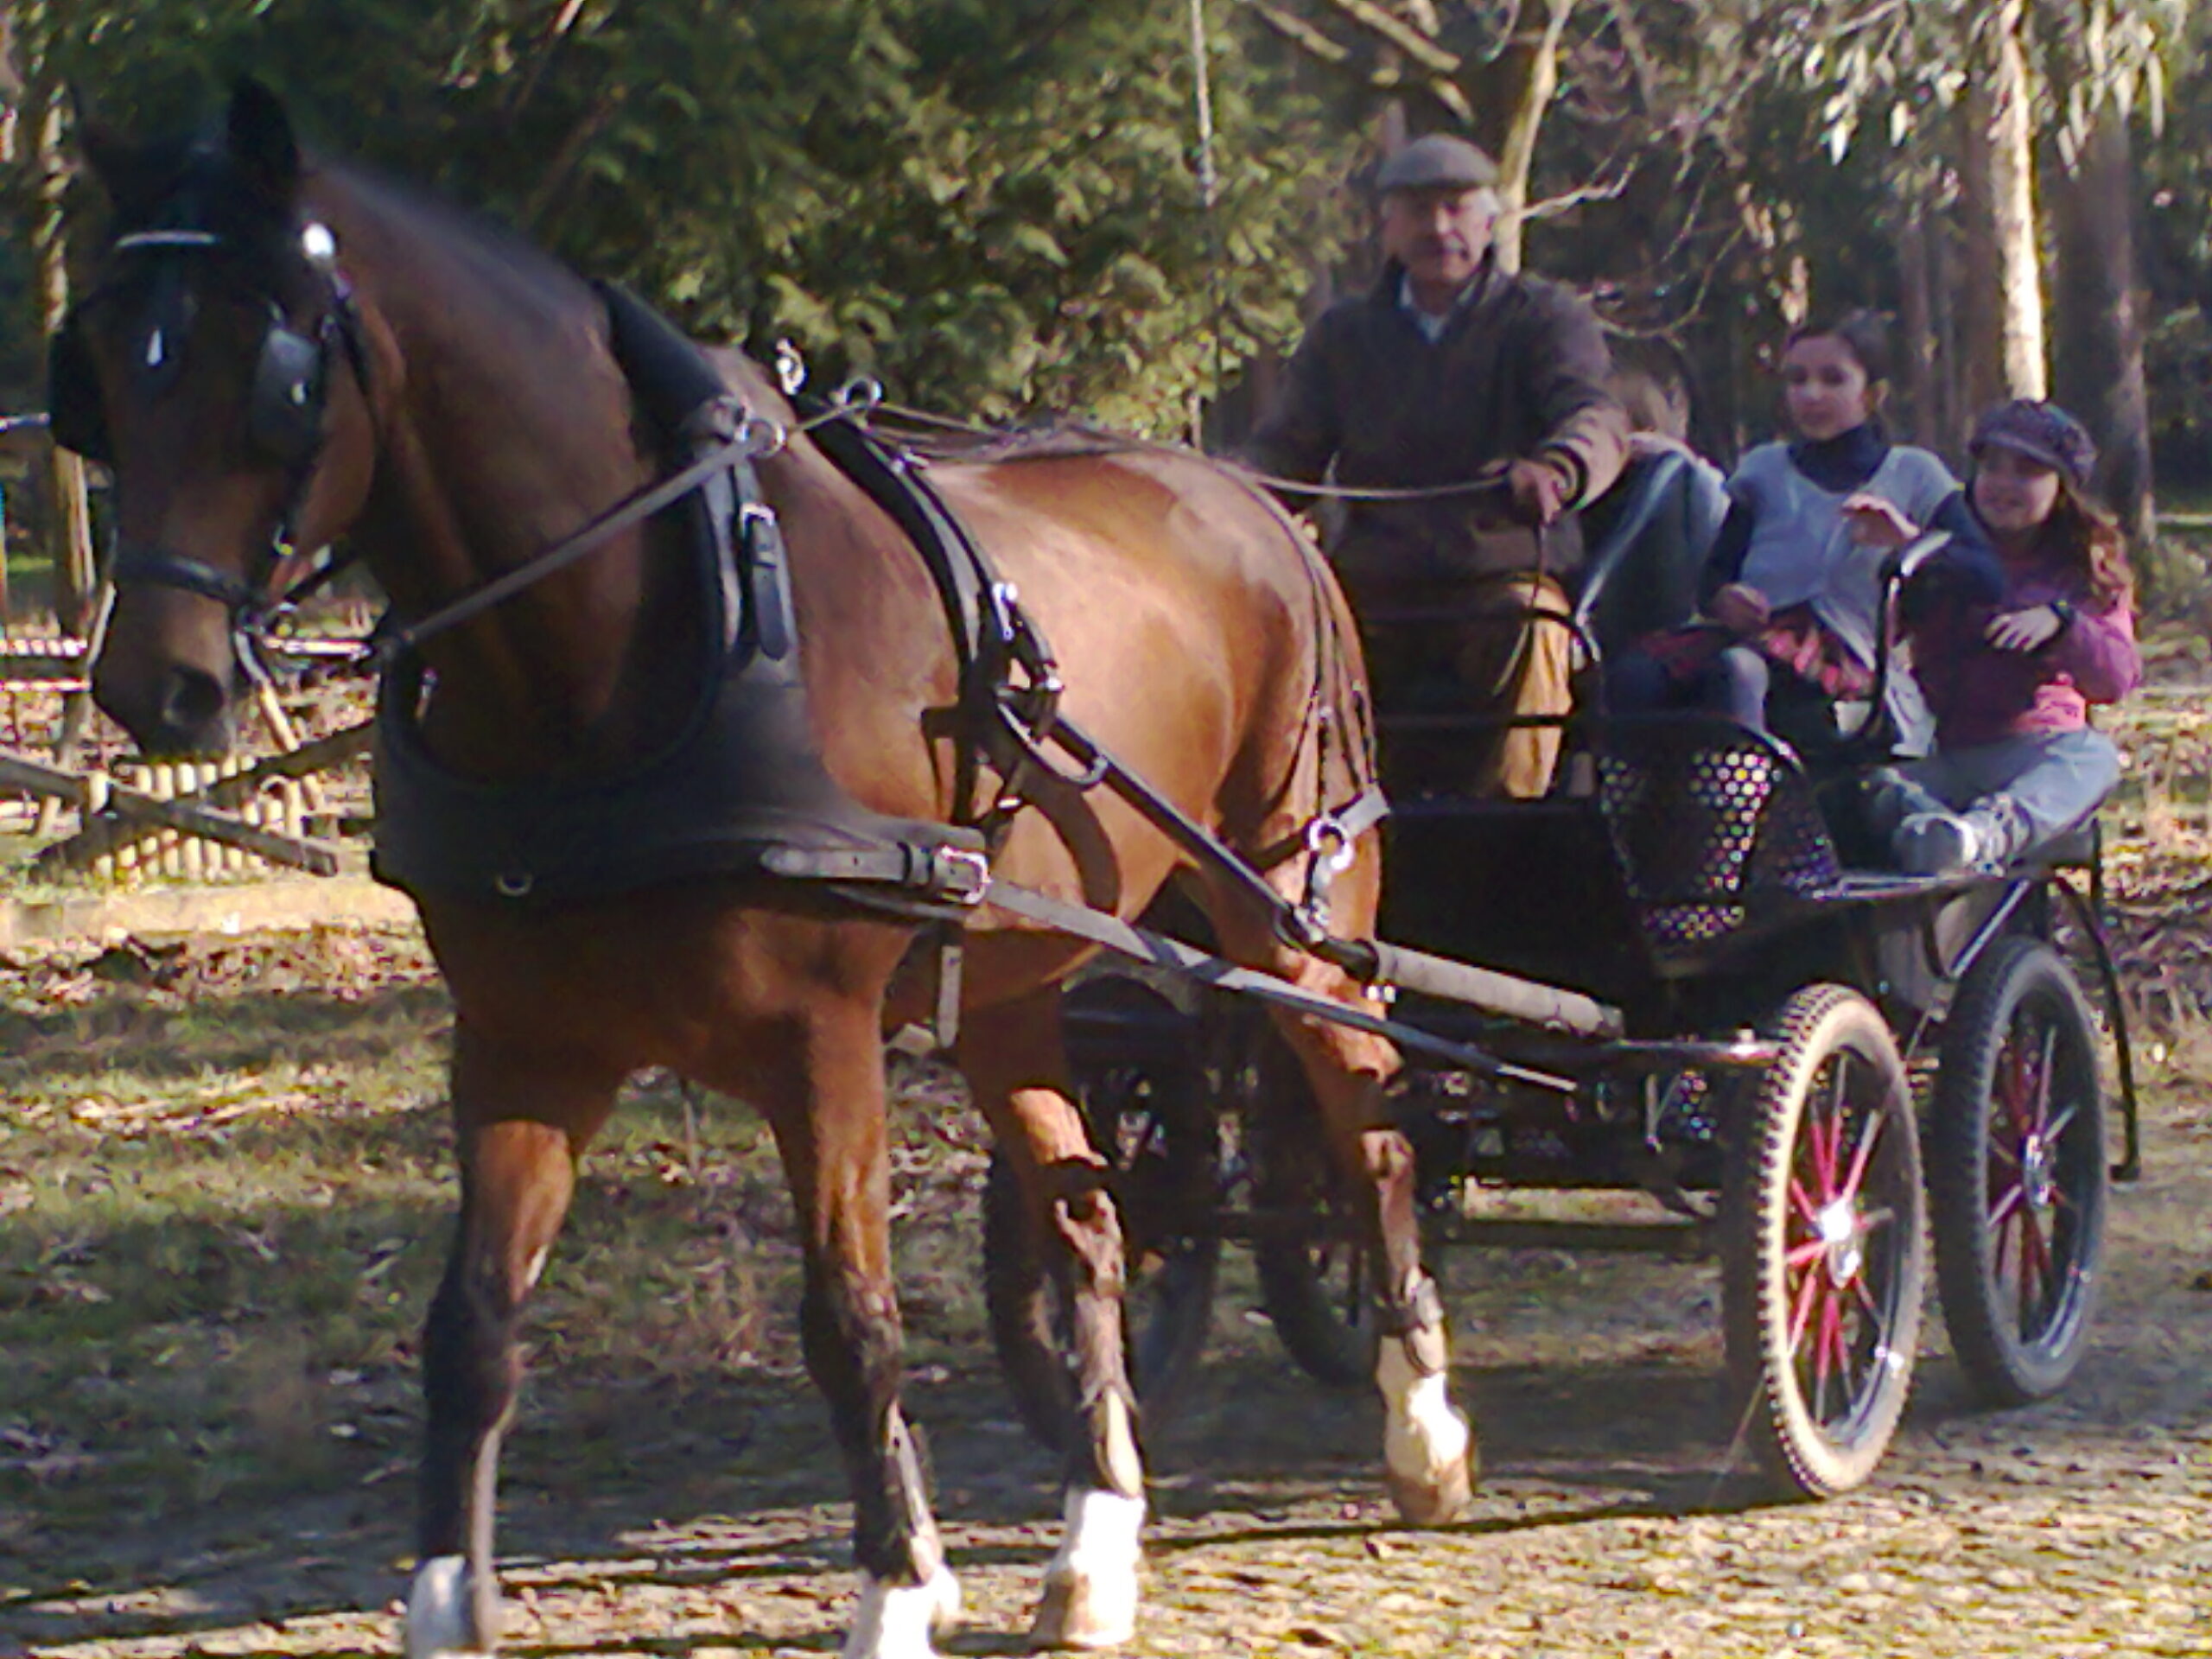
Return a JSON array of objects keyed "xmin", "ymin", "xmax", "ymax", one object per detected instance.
[
  {"xmin": 378, "ymin": 423, "xmax": 776, "ymax": 659},
  {"xmin": 980, "ymin": 878, "xmax": 1577, "ymax": 1094}
]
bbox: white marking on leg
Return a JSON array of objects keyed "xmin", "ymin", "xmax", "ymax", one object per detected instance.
[
  {"xmin": 1033, "ymin": 1487, "xmax": 1144, "ymax": 1651},
  {"xmin": 522, "ymin": 1246, "xmax": 549, "ymax": 1291},
  {"xmin": 404, "ymin": 1556, "xmax": 487, "ymax": 1659},
  {"xmin": 1376, "ymin": 1339, "xmax": 1473, "ymax": 1523},
  {"xmin": 841, "ymin": 1564, "xmax": 961, "ymax": 1659}
]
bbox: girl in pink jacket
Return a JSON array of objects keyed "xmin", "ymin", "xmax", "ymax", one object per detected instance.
[{"xmin": 1874, "ymin": 400, "xmax": 2141, "ymax": 873}]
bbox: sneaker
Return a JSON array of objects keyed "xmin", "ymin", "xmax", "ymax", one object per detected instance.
[
  {"xmin": 1861, "ymin": 768, "xmax": 1948, "ymax": 839},
  {"xmin": 1894, "ymin": 810, "xmax": 1980, "ymax": 874}
]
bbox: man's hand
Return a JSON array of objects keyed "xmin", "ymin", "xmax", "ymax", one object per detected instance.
[
  {"xmin": 1986, "ymin": 605, "xmax": 2065, "ymax": 652},
  {"xmin": 1504, "ymin": 458, "xmax": 1569, "ymax": 528},
  {"xmin": 1840, "ymin": 492, "xmax": 1918, "ymax": 551},
  {"xmin": 1708, "ymin": 582, "xmax": 1770, "ymax": 637}
]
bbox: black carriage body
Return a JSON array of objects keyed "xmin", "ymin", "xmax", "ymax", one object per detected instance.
[{"xmin": 1375, "ymin": 715, "xmax": 2112, "ymax": 1199}]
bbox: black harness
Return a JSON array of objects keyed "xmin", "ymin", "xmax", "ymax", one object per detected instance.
[
  {"xmin": 52, "ymin": 248, "xmax": 1026, "ymax": 913},
  {"xmin": 372, "ymin": 283, "xmax": 999, "ymax": 909},
  {"xmin": 49, "ymin": 224, "xmax": 371, "ymax": 636},
  {"xmin": 52, "ymin": 229, "xmax": 1384, "ymax": 1026}
]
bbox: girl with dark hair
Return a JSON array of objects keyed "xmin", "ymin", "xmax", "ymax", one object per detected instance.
[
  {"xmin": 1872, "ymin": 400, "xmax": 2142, "ymax": 873},
  {"xmin": 1613, "ymin": 308, "xmax": 1997, "ymax": 742}
]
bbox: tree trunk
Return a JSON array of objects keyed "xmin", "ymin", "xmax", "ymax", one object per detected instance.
[
  {"xmin": 1958, "ymin": 87, "xmax": 2003, "ymax": 420},
  {"xmin": 1934, "ymin": 218, "xmax": 1962, "ymax": 461},
  {"xmin": 1960, "ymin": 4, "xmax": 2046, "ymax": 407},
  {"xmin": 1491, "ymin": 0, "xmax": 1573, "ymax": 275},
  {"xmin": 1897, "ymin": 200, "xmax": 1937, "ymax": 448},
  {"xmin": 29, "ymin": 52, "xmax": 95, "ymax": 631},
  {"xmin": 2049, "ymin": 114, "xmax": 2155, "ymax": 554}
]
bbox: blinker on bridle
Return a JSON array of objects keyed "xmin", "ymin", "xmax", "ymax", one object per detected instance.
[{"xmin": 47, "ymin": 219, "xmax": 365, "ymax": 639}]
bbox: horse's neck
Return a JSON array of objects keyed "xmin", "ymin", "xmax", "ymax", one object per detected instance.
[{"xmin": 324, "ymin": 173, "xmax": 702, "ymax": 780}]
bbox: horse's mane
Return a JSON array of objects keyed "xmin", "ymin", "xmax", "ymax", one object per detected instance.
[{"xmin": 325, "ymin": 162, "xmax": 595, "ymax": 312}]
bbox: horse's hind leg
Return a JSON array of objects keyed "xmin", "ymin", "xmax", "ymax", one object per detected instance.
[
  {"xmin": 1204, "ymin": 852, "xmax": 1476, "ymax": 1526},
  {"xmin": 406, "ymin": 1027, "xmax": 624, "ymax": 1658},
  {"xmin": 960, "ymin": 990, "xmax": 1145, "ymax": 1649},
  {"xmin": 754, "ymin": 992, "xmax": 959, "ymax": 1659}
]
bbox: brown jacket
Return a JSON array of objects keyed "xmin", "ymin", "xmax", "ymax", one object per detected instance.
[{"xmin": 1247, "ymin": 259, "xmax": 1630, "ymax": 594}]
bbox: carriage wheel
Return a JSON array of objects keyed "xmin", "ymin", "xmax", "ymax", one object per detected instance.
[
  {"xmin": 1723, "ymin": 983, "xmax": 1925, "ymax": 1498},
  {"xmin": 1929, "ymin": 937, "xmax": 2107, "ymax": 1408},
  {"xmin": 982, "ymin": 978, "xmax": 1222, "ymax": 1453},
  {"xmin": 1244, "ymin": 1022, "xmax": 1380, "ymax": 1389}
]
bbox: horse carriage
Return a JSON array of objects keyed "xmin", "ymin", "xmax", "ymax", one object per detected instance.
[
  {"xmin": 981, "ymin": 454, "xmax": 2142, "ymax": 1499},
  {"xmin": 63, "ymin": 84, "xmax": 2144, "ymax": 1655}
]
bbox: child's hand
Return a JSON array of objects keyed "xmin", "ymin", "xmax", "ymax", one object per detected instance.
[
  {"xmin": 1709, "ymin": 582, "xmax": 1770, "ymax": 636},
  {"xmin": 1840, "ymin": 493, "xmax": 1918, "ymax": 550},
  {"xmin": 1986, "ymin": 605, "xmax": 2065, "ymax": 652}
]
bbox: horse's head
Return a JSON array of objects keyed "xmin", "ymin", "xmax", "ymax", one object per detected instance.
[{"xmin": 60, "ymin": 81, "xmax": 371, "ymax": 756}]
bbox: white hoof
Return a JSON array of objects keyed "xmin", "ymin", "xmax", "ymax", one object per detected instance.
[
  {"xmin": 1030, "ymin": 1488, "xmax": 1142, "ymax": 1651},
  {"xmin": 404, "ymin": 1556, "xmax": 495, "ymax": 1659},
  {"xmin": 1377, "ymin": 1342, "xmax": 1476, "ymax": 1526},
  {"xmin": 842, "ymin": 1563, "xmax": 961, "ymax": 1659}
]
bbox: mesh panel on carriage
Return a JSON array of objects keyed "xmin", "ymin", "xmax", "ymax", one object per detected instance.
[{"xmin": 1593, "ymin": 717, "xmax": 1842, "ymax": 955}]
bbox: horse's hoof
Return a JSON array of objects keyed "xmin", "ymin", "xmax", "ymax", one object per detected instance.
[
  {"xmin": 1378, "ymin": 1343, "xmax": 1478, "ymax": 1527},
  {"xmin": 1030, "ymin": 1567, "xmax": 1137, "ymax": 1651},
  {"xmin": 1029, "ymin": 1488, "xmax": 1142, "ymax": 1651},
  {"xmin": 842, "ymin": 1564, "xmax": 961, "ymax": 1659},
  {"xmin": 404, "ymin": 1556, "xmax": 496, "ymax": 1659},
  {"xmin": 1385, "ymin": 1446, "xmax": 1477, "ymax": 1527}
]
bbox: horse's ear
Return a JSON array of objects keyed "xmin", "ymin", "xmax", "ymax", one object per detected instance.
[{"xmin": 226, "ymin": 77, "xmax": 301, "ymax": 203}]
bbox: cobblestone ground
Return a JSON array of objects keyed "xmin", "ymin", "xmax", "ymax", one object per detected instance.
[{"xmin": 7, "ymin": 1058, "xmax": 2207, "ymax": 1659}]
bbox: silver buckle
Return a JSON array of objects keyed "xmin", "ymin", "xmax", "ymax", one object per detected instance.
[{"xmin": 937, "ymin": 847, "xmax": 990, "ymax": 904}]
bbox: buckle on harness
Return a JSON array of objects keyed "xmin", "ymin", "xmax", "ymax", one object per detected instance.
[
  {"xmin": 1297, "ymin": 812, "xmax": 1358, "ymax": 937},
  {"xmin": 933, "ymin": 846, "xmax": 991, "ymax": 905}
]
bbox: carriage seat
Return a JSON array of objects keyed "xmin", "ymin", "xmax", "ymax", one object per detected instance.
[{"xmin": 1590, "ymin": 715, "xmax": 1846, "ymax": 969}]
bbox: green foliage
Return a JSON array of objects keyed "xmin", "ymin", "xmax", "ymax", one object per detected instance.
[{"xmin": 27, "ymin": 0, "xmax": 1353, "ymax": 431}]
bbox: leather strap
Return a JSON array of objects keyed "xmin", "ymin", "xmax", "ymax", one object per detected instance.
[{"xmin": 979, "ymin": 877, "xmax": 1575, "ymax": 1093}]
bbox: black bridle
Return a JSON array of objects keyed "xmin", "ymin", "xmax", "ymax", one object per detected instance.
[{"xmin": 48, "ymin": 221, "xmax": 372, "ymax": 646}]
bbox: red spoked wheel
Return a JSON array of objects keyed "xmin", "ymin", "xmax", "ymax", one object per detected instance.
[
  {"xmin": 1724, "ymin": 983, "xmax": 1926, "ymax": 1498},
  {"xmin": 1929, "ymin": 937, "xmax": 2108, "ymax": 1408}
]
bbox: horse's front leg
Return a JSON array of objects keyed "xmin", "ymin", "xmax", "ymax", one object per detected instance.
[
  {"xmin": 758, "ymin": 995, "xmax": 958, "ymax": 1659},
  {"xmin": 961, "ymin": 992, "xmax": 1145, "ymax": 1651},
  {"xmin": 406, "ymin": 1026, "xmax": 623, "ymax": 1659}
]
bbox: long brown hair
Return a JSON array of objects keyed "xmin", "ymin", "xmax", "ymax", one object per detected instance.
[{"xmin": 2036, "ymin": 474, "xmax": 2133, "ymax": 613}]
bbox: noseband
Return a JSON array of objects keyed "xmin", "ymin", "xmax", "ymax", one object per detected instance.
[{"xmin": 48, "ymin": 222, "xmax": 369, "ymax": 638}]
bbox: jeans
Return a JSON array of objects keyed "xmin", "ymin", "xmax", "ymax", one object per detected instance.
[
  {"xmin": 1874, "ymin": 728, "xmax": 2120, "ymax": 863},
  {"xmin": 1610, "ymin": 641, "xmax": 1771, "ymax": 730}
]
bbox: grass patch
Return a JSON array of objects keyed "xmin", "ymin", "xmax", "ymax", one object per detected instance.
[{"xmin": 0, "ymin": 932, "xmax": 997, "ymax": 1561}]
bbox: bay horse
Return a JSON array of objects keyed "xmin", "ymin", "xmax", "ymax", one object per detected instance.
[{"xmin": 66, "ymin": 82, "xmax": 1475, "ymax": 1658}]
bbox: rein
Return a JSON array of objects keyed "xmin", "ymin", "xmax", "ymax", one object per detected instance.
[
  {"xmin": 375, "ymin": 409, "xmax": 787, "ymax": 660},
  {"xmin": 868, "ymin": 397, "xmax": 1517, "ymax": 504}
]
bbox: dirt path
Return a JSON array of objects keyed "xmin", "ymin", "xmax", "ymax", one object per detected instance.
[{"xmin": 2, "ymin": 929, "xmax": 2209, "ymax": 1658}]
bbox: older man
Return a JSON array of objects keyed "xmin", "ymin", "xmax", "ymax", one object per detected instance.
[{"xmin": 1249, "ymin": 134, "xmax": 1630, "ymax": 798}]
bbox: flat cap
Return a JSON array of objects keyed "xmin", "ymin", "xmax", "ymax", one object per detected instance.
[
  {"xmin": 1970, "ymin": 398, "xmax": 2097, "ymax": 490},
  {"xmin": 1376, "ymin": 134, "xmax": 1499, "ymax": 194}
]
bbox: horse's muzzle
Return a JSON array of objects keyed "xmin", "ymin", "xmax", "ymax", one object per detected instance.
[{"xmin": 92, "ymin": 658, "xmax": 238, "ymax": 760}]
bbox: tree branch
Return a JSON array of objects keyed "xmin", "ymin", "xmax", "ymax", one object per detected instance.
[
  {"xmin": 504, "ymin": 0, "xmax": 602, "ymax": 125},
  {"xmin": 1522, "ymin": 167, "xmax": 1630, "ymax": 222},
  {"xmin": 1310, "ymin": 0, "xmax": 1461, "ymax": 77},
  {"xmin": 1243, "ymin": 0, "xmax": 1352, "ymax": 63}
]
